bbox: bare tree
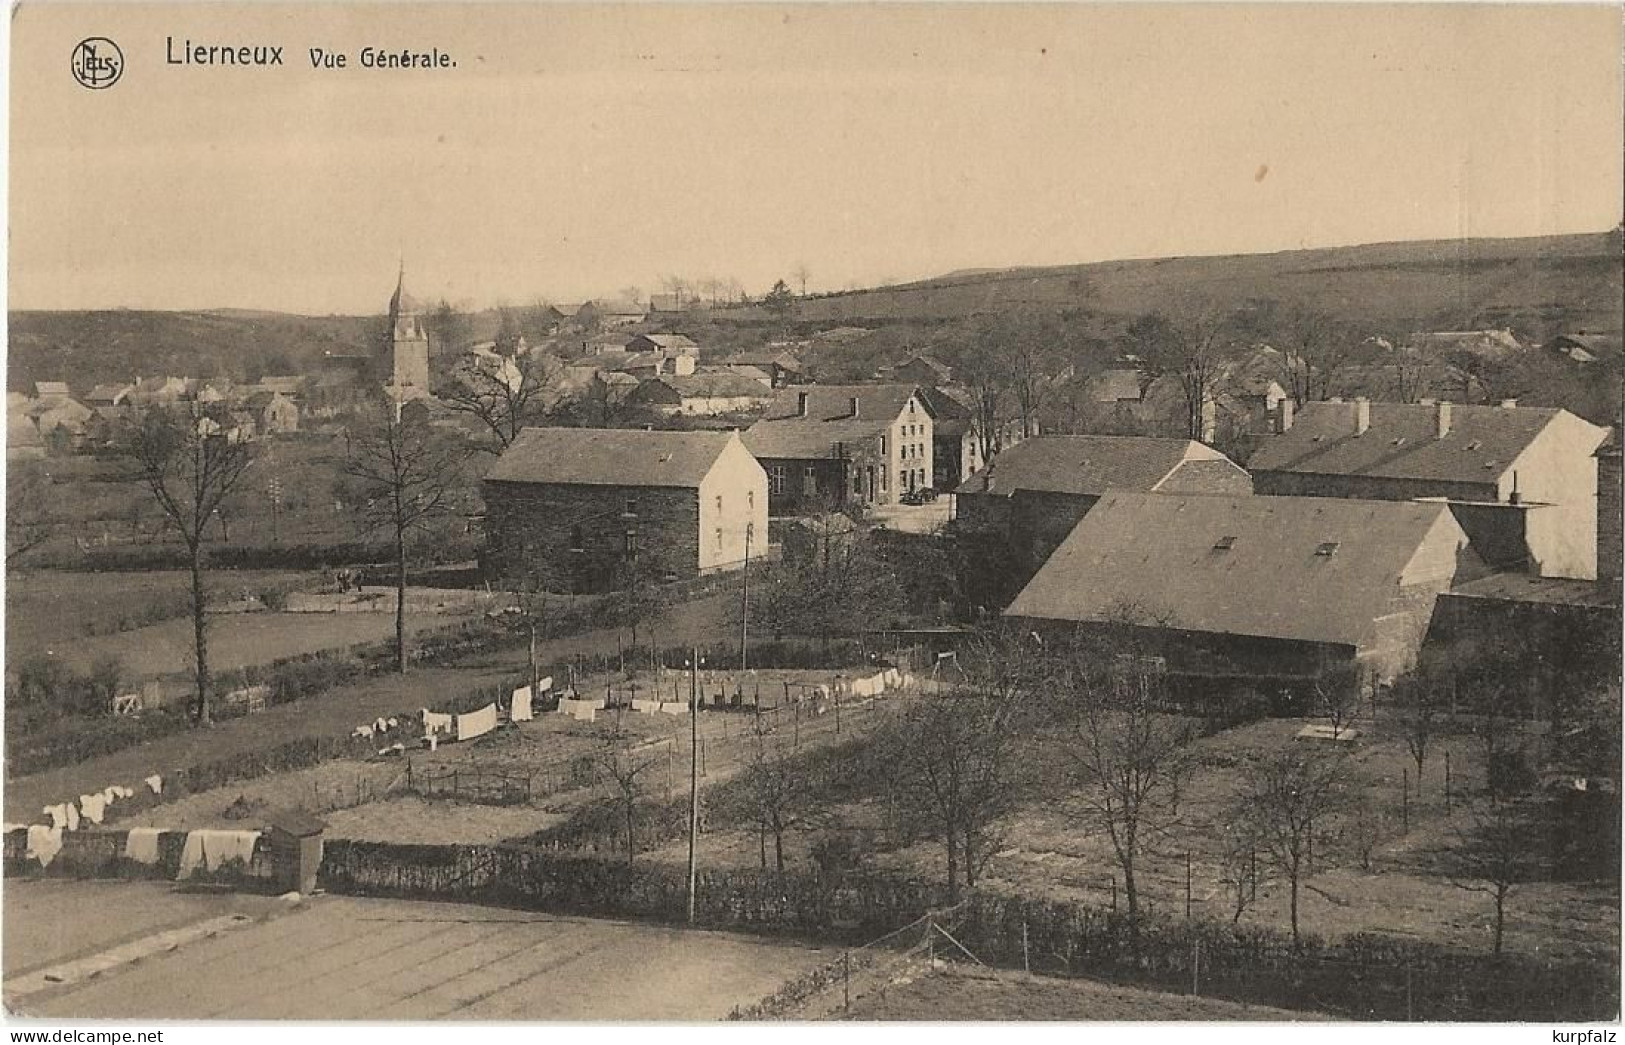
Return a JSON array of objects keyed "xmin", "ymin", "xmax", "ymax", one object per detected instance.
[
  {"xmin": 1272, "ymin": 306, "xmax": 1367, "ymax": 405},
  {"xmin": 437, "ymin": 349, "xmax": 566, "ymax": 453},
  {"xmin": 1062, "ymin": 648, "xmax": 1197, "ymax": 929},
  {"xmin": 888, "ymin": 684, "xmax": 1024, "ymax": 898},
  {"xmin": 1441, "ymin": 798, "xmax": 1542, "ymax": 954},
  {"xmin": 1217, "ymin": 819, "xmax": 1268, "ymax": 923},
  {"xmin": 121, "ymin": 405, "xmax": 256, "ymax": 724},
  {"xmin": 340, "ymin": 410, "xmax": 469, "ymax": 672},
  {"xmin": 1122, "ymin": 308, "xmax": 1235, "ymax": 443},
  {"xmin": 1315, "ymin": 661, "xmax": 1366, "ymax": 739},
  {"xmin": 741, "ymin": 716, "xmax": 818, "ymax": 871},
  {"xmin": 594, "ymin": 719, "xmax": 663, "ymax": 865},
  {"xmin": 1233, "ymin": 748, "xmax": 1348, "ymax": 947},
  {"xmin": 954, "ymin": 342, "xmax": 1012, "ymax": 465},
  {"xmin": 5, "ymin": 465, "xmax": 55, "ymax": 567},
  {"xmin": 493, "ymin": 564, "xmax": 569, "ymax": 704},
  {"xmin": 1391, "ymin": 669, "xmax": 1440, "ymax": 783}
]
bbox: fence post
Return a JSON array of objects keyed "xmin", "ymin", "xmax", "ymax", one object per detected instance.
[
  {"xmin": 1405, "ymin": 958, "xmax": 1414, "ymax": 1020},
  {"xmin": 1402, "ymin": 768, "xmax": 1410, "ymax": 834},
  {"xmin": 1185, "ymin": 852, "xmax": 1192, "ymax": 919},
  {"xmin": 1191, "ymin": 937, "xmax": 1200, "ymax": 997},
  {"xmin": 844, "ymin": 951, "xmax": 851, "ymax": 1010},
  {"xmin": 1022, "ymin": 920, "xmax": 1031, "ymax": 974},
  {"xmin": 1445, "ymin": 749, "xmax": 1452, "ymax": 811}
]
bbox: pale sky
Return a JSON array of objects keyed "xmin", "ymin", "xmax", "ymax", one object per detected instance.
[{"xmin": 8, "ymin": 2, "xmax": 1623, "ymax": 314}]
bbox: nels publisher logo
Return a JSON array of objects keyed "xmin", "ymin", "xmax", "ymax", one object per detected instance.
[{"xmin": 71, "ymin": 37, "xmax": 124, "ymax": 90}]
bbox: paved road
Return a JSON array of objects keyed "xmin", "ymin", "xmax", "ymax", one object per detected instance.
[{"xmin": 6, "ymin": 883, "xmax": 827, "ymax": 1021}]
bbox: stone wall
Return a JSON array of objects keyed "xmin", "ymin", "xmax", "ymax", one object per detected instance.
[{"xmin": 484, "ymin": 480, "xmax": 700, "ymax": 591}]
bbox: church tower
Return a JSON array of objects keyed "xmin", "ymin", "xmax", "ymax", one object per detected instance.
[{"xmin": 386, "ymin": 263, "xmax": 431, "ymax": 401}]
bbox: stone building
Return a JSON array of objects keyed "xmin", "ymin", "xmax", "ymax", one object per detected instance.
[
  {"xmin": 956, "ymin": 435, "xmax": 1252, "ymax": 582},
  {"xmin": 385, "ymin": 266, "xmax": 431, "ymax": 403},
  {"xmin": 1005, "ymin": 490, "xmax": 1483, "ymax": 683},
  {"xmin": 483, "ymin": 427, "xmax": 767, "ymax": 592},
  {"xmin": 1249, "ymin": 399, "xmax": 1611, "ymax": 580},
  {"xmin": 742, "ymin": 384, "xmax": 933, "ymax": 514}
]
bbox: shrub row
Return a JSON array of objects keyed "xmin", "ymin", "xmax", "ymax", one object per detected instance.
[
  {"xmin": 318, "ymin": 839, "xmax": 945, "ymax": 943},
  {"xmin": 2, "ymin": 826, "xmax": 274, "ymax": 887},
  {"xmin": 313, "ymin": 840, "xmax": 1619, "ymax": 1022},
  {"xmin": 29, "ymin": 538, "xmax": 478, "ymax": 573}
]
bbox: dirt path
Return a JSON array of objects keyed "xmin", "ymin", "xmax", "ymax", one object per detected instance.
[{"xmin": 4, "ymin": 593, "xmax": 734, "ymax": 821}]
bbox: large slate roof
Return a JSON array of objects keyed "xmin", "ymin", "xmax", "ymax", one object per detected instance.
[
  {"xmin": 1247, "ymin": 402, "xmax": 1583, "ymax": 486},
  {"xmin": 487, "ymin": 427, "xmax": 735, "ymax": 489},
  {"xmin": 958, "ymin": 435, "xmax": 1238, "ymax": 497},
  {"xmin": 1005, "ymin": 490, "xmax": 1465, "ymax": 648}
]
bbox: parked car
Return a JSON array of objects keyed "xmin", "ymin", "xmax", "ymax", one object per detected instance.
[{"xmin": 900, "ymin": 487, "xmax": 939, "ymax": 505}]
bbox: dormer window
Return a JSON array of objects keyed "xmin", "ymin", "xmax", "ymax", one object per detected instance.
[
  {"xmin": 1314, "ymin": 542, "xmax": 1340, "ymax": 557},
  {"xmin": 1213, "ymin": 535, "xmax": 1237, "ymax": 551}
]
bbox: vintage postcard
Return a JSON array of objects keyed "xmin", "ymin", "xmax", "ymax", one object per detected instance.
[{"xmin": 3, "ymin": 0, "xmax": 1622, "ymax": 1032}]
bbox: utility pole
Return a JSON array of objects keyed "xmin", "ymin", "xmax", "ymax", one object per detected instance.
[
  {"xmin": 687, "ymin": 647, "xmax": 700, "ymax": 924},
  {"xmin": 740, "ymin": 523, "xmax": 752, "ymax": 672}
]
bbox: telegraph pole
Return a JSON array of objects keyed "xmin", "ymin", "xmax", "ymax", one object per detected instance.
[
  {"xmin": 740, "ymin": 523, "xmax": 752, "ymax": 672},
  {"xmin": 687, "ymin": 647, "xmax": 700, "ymax": 924}
]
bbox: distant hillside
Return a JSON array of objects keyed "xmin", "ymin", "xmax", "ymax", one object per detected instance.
[
  {"xmin": 6, "ymin": 309, "xmax": 386, "ymax": 393},
  {"xmin": 731, "ymin": 230, "xmax": 1625, "ymax": 339},
  {"xmin": 10, "ymin": 230, "xmax": 1620, "ymax": 394}
]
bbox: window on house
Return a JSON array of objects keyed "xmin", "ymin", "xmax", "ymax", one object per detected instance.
[
  {"xmin": 716, "ymin": 528, "xmax": 724, "ymax": 554},
  {"xmin": 625, "ymin": 498, "xmax": 636, "ymax": 515},
  {"xmin": 1213, "ymin": 535, "xmax": 1237, "ymax": 551},
  {"xmin": 1314, "ymin": 542, "xmax": 1340, "ymax": 557},
  {"xmin": 880, "ymin": 433, "xmax": 887, "ymax": 455},
  {"xmin": 803, "ymin": 466, "xmax": 817, "ymax": 496},
  {"xmin": 770, "ymin": 466, "xmax": 785, "ymax": 495},
  {"xmin": 908, "ymin": 400, "xmax": 916, "ymax": 414},
  {"xmin": 880, "ymin": 465, "xmax": 888, "ymax": 492},
  {"xmin": 569, "ymin": 525, "xmax": 586, "ymax": 554},
  {"xmin": 747, "ymin": 490, "xmax": 754, "ymax": 512},
  {"xmin": 853, "ymin": 471, "xmax": 863, "ymax": 495},
  {"xmin": 716, "ymin": 494, "xmax": 724, "ymax": 516},
  {"xmin": 624, "ymin": 530, "xmax": 639, "ymax": 558}
]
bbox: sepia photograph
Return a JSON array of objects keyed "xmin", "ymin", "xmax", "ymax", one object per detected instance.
[{"xmin": 2, "ymin": 0, "xmax": 1622, "ymax": 1030}]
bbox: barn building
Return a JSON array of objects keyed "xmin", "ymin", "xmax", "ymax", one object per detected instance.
[{"xmin": 483, "ymin": 427, "xmax": 767, "ymax": 592}]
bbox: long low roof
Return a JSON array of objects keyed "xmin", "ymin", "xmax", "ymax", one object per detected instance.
[
  {"xmin": 958, "ymin": 435, "xmax": 1240, "ymax": 497},
  {"xmin": 1247, "ymin": 401, "xmax": 1596, "ymax": 484},
  {"xmin": 486, "ymin": 427, "xmax": 737, "ymax": 489},
  {"xmin": 1005, "ymin": 490, "xmax": 1465, "ymax": 648}
]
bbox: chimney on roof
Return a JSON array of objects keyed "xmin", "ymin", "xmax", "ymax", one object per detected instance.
[
  {"xmin": 1509, "ymin": 469, "xmax": 1522, "ymax": 505},
  {"xmin": 1500, "ymin": 398, "xmax": 1519, "ymax": 410},
  {"xmin": 1354, "ymin": 397, "xmax": 1371, "ymax": 436},
  {"xmin": 1436, "ymin": 401, "xmax": 1453, "ymax": 439},
  {"xmin": 849, "ymin": 396, "xmax": 861, "ymax": 419},
  {"xmin": 1277, "ymin": 398, "xmax": 1294, "ymax": 433}
]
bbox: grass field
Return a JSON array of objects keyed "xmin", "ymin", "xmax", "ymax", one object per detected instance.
[
  {"xmin": 3, "ymin": 568, "xmax": 317, "ymax": 656},
  {"xmin": 2, "ymin": 592, "xmax": 737, "ymax": 821},
  {"xmin": 6, "ymin": 884, "xmax": 829, "ymax": 1020},
  {"xmin": 840, "ymin": 963, "xmax": 1328, "ymax": 1021},
  {"xmin": 37, "ymin": 605, "xmax": 483, "ymax": 682}
]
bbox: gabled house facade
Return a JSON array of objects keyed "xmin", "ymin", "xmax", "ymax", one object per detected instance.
[
  {"xmin": 743, "ymin": 384, "xmax": 933, "ymax": 514},
  {"xmin": 483, "ymin": 427, "xmax": 768, "ymax": 591}
]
